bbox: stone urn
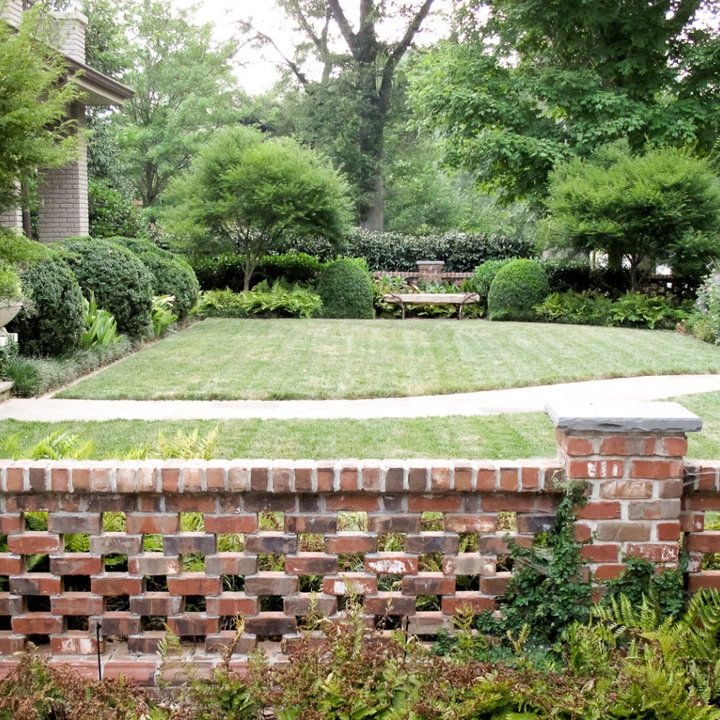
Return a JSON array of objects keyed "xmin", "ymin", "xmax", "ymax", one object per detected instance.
[{"xmin": 0, "ymin": 300, "xmax": 21, "ymax": 329}]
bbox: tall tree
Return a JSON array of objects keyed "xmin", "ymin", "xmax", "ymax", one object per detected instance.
[
  {"xmin": 249, "ymin": 0, "xmax": 438, "ymax": 230},
  {"xmin": 0, "ymin": 4, "xmax": 79, "ymax": 213},
  {"xmin": 91, "ymin": 0, "xmax": 242, "ymax": 207},
  {"xmin": 410, "ymin": 0, "xmax": 720, "ymax": 204}
]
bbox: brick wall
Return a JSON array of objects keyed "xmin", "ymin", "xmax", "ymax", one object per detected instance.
[{"xmin": 0, "ymin": 401, "xmax": 712, "ymax": 684}]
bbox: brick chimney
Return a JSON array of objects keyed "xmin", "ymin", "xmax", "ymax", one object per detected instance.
[
  {"xmin": 0, "ymin": 0, "xmax": 23, "ymax": 27},
  {"xmin": 50, "ymin": 10, "xmax": 88, "ymax": 63}
]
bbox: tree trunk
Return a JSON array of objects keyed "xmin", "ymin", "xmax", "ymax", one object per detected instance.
[{"xmin": 361, "ymin": 171, "xmax": 384, "ymax": 231}]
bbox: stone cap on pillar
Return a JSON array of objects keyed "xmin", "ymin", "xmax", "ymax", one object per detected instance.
[{"xmin": 545, "ymin": 400, "xmax": 702, "ymax": 434}]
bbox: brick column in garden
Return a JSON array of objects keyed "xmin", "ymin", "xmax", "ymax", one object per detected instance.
[{"xmin": 546, "ymin": 401, "xmax": 702, "ymax": 582}]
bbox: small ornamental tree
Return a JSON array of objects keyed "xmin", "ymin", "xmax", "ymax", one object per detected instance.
[
  {"xmin": 0, "ymin": 6, "xmax": 80, "ymax": 213},
  {"xmin": 163, "ymin": 126, "xmax": 352, "ymax": 291},
  {"xmin": 541, "ymin": 144, "xmax": 720, "ymax": 288}
]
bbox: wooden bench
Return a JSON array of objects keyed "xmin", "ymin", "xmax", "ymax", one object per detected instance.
[{"xmin": 382, "ymin": 293, "xmax": 481, "ymax": 320}]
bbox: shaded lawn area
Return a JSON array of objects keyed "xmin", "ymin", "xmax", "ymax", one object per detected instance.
[
  {"xmin": 4, "ymin": 391, "xmax": 720, "ymax": 459},
  {"xmin": 57, "ymin": 318, "xmax": 720, "ymax": 401}
]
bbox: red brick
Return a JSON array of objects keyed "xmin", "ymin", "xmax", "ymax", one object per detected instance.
[
  {"xmin": 568, "ymin": 460, "xmax": 624, "ymax": 480},
  {"xmin": 228, "ymin": 466, "xmax": 249, "ymax": 492},
  {"xmin": 183, "ymin": 467, "xmax": 203, "ymax": 492},
  {"xmin": 479, "ymin": 535, "xmax": 532, "ymax": 555},
  {"xmin": 340, "ymin": 467, "xmax": 358, "ymax": 492},
  {"xmin": 688, "ymin": 571, "xmax": 720, "ymax": 592},
  {"xmin": 361, "ymin": 467, "xmax": 381, "ymax": 492},
  {"xmin": 482, "ymin": 495, "xmax": 556, "ymax": 513},
  {"xmin": 51, "ymin": 633, "xmax": 100, "ymax": 656},
  {"xmin": 48, "ymin": 513, "xmax": 102, "ymax": 535},
  {"xmin": 600, "ymin": 480, "xmax": 652, "ymax": 499},
  {"xmin": 167, "ymin": 574, "xmax": 221, "ymax": 596},
  {"xmin": 91, "ymin": 576, "xmax": 142, "ymax": 596},
  {"xmin": 364, "ymin": 554, "xmax": 418, "ymax": 575},
  {"xmin": 499, "ymin": 468, "xmax": 518, "ymax": 491},
  {"xmin": 563, "ymin": 436, "xmax": 595, "ymax": 456},
  {"xmin": 50, "ymin": 555, "xmax": 102, "ymax": 576},
  {"xmin": 103, "ymin": 659, "xmax": 156, "ymax": 686},
  {"xmin": 161, "ymin": 467, "xmax": 180, "ymax": 492},
  {"xmin": 206, "ymin": 593, "xmax": 258, "ymax": 616},
  {"xmin": 316, "ymin": 466, "xmax": 334, "ymax": 492},
  {"xmin": 326, "ymin": 495, "xmax": 379, "ymax": 512},
  {"xmin": 692, "ymin": 466, "xmax": 718, "ymax": 492},
  {"xmin": 596, "ymin": 522, "xmax": 651, "ymax": 542},
  {"xmin": 126, "ymin": 514, "xmax": 179, "ymax": 534},
  {"xmin": 581, "ymin": 544, "xmax": 619, "ymax": 563},
  {"xmin": 285, "ymin": 553, "xmax": 338, "ymax": 575},
  {"xmin": 165, "ymin": 495, "xmax": 216, "ymax": 513},
  {"xmin": 455, "ymin": 466, "xmax": 473, "ymax": 492},
  {"xmin": 368, "ymin": 514, "xmax": 419, "ymax": 533},
  {"xmin": 626, "ymin": 543, "xmax": 679, "ymax": 563},
  {"xmin": 402, "ymin": 573, "xmax": 455, "ymax": 596},
  {"xmin": 657, "ymin": 521, "xmax": 682, "ymax": 541},
  {"xmin": 271, "ymin": 467, "xmax": 292, "ymax": 493},
  {"xmin": 630, "ymin": 459, "xmax": 683, "ymax": 480},
  {"xmin": 206, "ymin": 466, "xmax": 226, "ymax": 491},
  {"xmin": 0, "ymin": 556, "xmax": 22, "ymax": 574},
  {"xmin": 407, "ymin": 495, "xmax": 461, "ymax": 512},
  {"xmin": 52, "ymin": 593, "xmax": 104, "ymax": 615},
  {"xmin": 444, "ymin": 515, "xmax": 496, "ymax": 533},
  {"xmin": 408, "ymin": 467, "xmax": 427, "ymax": 492},
  {"xmin": 576, "ymin": 502, "xmax": 622, "ymax": 520},
  {"xmin": 364, "ymin": 592, "xmax": 415, "ymax": 616},
  {"xmin": 594, "ymin": 564, "xmax": 625, "ymax": 581},
  {"xmin": 245, "ymin": 613, "xmax": 296, "ymax": 636},
  {"xmin": 0, "ymin": 515, "xmax": 22, "ymax": 534},
  {"xmin": 244, "ymin": 572, "xmax": 298, "ymax": 596},
  {"xmin": 430, "ymin": 467, "xmax": 452, "ymax": 492},
  {"xmin": 167, "ymin": 614, "xmax": 218, "ymax": 636},
  {"xmin": 442, "ymin": 594, "xmax": 496, "ymax": 614},
  {"xmin": 13, "ymin": 614, "xmax": 63, "ymax": 635},
  {"xmin": 661, "ymin": 437, "xmax": 688, "ymax": 457},
  {"xmin": 6, "ymin": 467, "xmax": 24, "ymax": 492},
  {"xmin": 574, "ymin": 523, "xmax": 592, "ymax": 542},
  {"xmin": 50, "ymin": 467, "xmax": 70, "ymax": 492},
  {"xmin": 10, "ymin": 574, "xmax": 62, "ymax": 595},
  {"xmin": 8, "ymin": 533, "xmax": 61, "ymax": 554},
  {"xmin": 659, "ymin": 480, "xmax": 683, "ymax": 498},
  {"xmin": 627, "ymin": 500, "xmax": 680, "ymax": 521},
  {"xmin": 480, "ymin": 573, "xmax": 511, "ymax": 595},
  {"xmin": 129, "ymin": 555, "xmax": 181, "ymax": 576},
  {"xmin": 521, "ymin": 467, "xmax": 540, "ymax": 490},
  {"xmin": 204, "ymin": 514, "xmax": 257, "ymax": 534},
  {"xmin": 476, "ymin": 467, "xmax": 496, "ymax": 491},
  {"xmin": 687, "ymin": 531, "xmax": 720, "ymax": 553},
  {"xmin": 322, "ymin": 574, "xmax": 377, "ymax": 596},
  {"xmin": 326, "ymin": 534, "xmax": 376, "ymax": 554},
  {"xmin": 250, "ymin": 468, "xmax": 269, "ymax": 492}
]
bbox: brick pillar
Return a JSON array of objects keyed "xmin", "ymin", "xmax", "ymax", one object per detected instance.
[
  {"xmin": 37, "ymin": 103, "xmax": 89, "ymax": 243},
  {"xmin": 547, "ymin": 401, "xmax": 701, "ymax": 582},
  {"xmin": 49, "ymin": 10, "xmax": 88, "ymax": 63},
  {"xmin": 0, "ymin": 206, "xmax": 22, "ymax": 234},
  {"xmin": 417, "ymin": 260, "xmax": 445, "ymax": 282}
]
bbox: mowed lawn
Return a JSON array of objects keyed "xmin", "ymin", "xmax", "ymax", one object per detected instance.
[
  {"xmin": 58, "ymin": 318, "xmax": 720, "ymax": 401},
  {"xmin": 4, "ymin": 390, "xmax": 720, "ymax": 459}
]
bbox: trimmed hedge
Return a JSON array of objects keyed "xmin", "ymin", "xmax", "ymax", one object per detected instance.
[
  {"xmin": 110, "ymin": 238, "xmax": 199, "ymax": 319},
  {"xmin": 317, "ymin": 258, "xmax": 375, "ymax": 319},
  {"xmin": 488, "ymin": 259, "xmax": 550, "ymax": 321},
  {"xmin": 59, "ymin": 237, "xmax": 154, "ymax": 338},
  {"xmin": 9, "ymin": 256, "xmax": 85, "ymax": 357},
  {"xmin": 192, "ymin": 252, "xmax": 324, "ymax": 292}
]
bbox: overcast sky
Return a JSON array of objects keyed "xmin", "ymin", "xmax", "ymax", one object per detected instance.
[{"xmin": 169, "ymin": 1, "xmax": 452, "ymax": 95}]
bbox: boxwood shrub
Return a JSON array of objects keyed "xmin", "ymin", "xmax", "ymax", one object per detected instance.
[
  {"xmin": 8, "ymin": 256, "xmax": 85, "ymax": 356},
  {"xmin": 488, "ymin": 259, "xmax": 550, "ymax": 321},
  {"xmin": 467, "ymin": 259, "xmax": 513, "ymax": 303},
  {"xmin": 59, "ymin": 237, "xmax": 154, "ymax": 338},
  {"xmin": 317, "ymin": 258, "xmax": 375, "ymax": 319},
  {"xmin": 110, "ymin": 237, "xmax": 199, "ymax": 318}
]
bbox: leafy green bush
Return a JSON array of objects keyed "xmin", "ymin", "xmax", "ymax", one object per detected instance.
[
  {"xmin": 487, "ymin": 258, "xmax": 550, "ymax": 321},
  {"xmin": 0, "ymin": 264, "xmax": 21, "ymax": 301},
  {"xmin": 80, "ymin": 291, "xmax": 121, "ymax": 350},
  {"xmin": 326, "ymin": 228, "xmax": 535, "ymax": 272},
  {"xmin": 694, "ymin": 266, "xmax": 720, "ymax": 343},
  {"xmin": 192, "ymin": 252, "xmax": 324, "ymax": 292},
  {"xmin": 151, "ymin": 295, "xmax": 178, "ymax": 337},
  {"xmin": 194, "ymin": 284, "xmax": 322, "ymax": 319},
  {"xmin": 111, "ymin": 236, "xmax": 200, "ymax": 319},
  {"xmin": 2, "ymin": 338, "xmax": 132, "ymax": 397},
  {"xmin": 88, "ymin": 178, "xmax": 140, "ymax": 238},
  {"xmin": 59, "ymin": 237, "xmax": 154, "ymax": 338},
  {"xmin": 541, "ymin": 259, "xmax": 631, "ymax": 297},
  {"xmin": 535, "ymin": 291, "xmax": 613, "ymax": 326},
  {"xmin": 8, "ymin": 256, "xmax": 85, "ymax": 356},
  {"xmin": 316, "ymin": 258, "xmax": 375, "ymax": 319},
  {"xmin": 467, "ymin": 259, "xmax": 512, "ymax": 302},
  {"xmin": 609, "ymin": 293, "xmax": 687, "ymax": 330}
]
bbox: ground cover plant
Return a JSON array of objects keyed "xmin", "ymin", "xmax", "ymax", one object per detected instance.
[{"xmin": 56, "ymin": 318, "xmax": 720, "ymax": 401}]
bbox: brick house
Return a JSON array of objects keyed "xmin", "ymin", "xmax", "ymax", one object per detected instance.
[{"xmin": 0, "ymin": 0, "xmax": 133, "ymax": 242}]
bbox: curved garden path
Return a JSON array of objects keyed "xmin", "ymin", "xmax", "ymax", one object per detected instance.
[{"xmin": 0, "ymin": 374, "xmax": 719, "ymax": 421}]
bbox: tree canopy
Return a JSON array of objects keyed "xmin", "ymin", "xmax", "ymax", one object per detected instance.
[
  {"xmin": 162, "ymin": 126, "xmax": 352, "ymax": 290},
  {"xmin": 410, "ymin": 0, "xmax": 720, "ymax": 203}
]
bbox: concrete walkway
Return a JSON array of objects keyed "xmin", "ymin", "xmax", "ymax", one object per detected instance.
[{"xmin": 0, "ymin": 374, "xmax": 718, "ymax": 422}]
